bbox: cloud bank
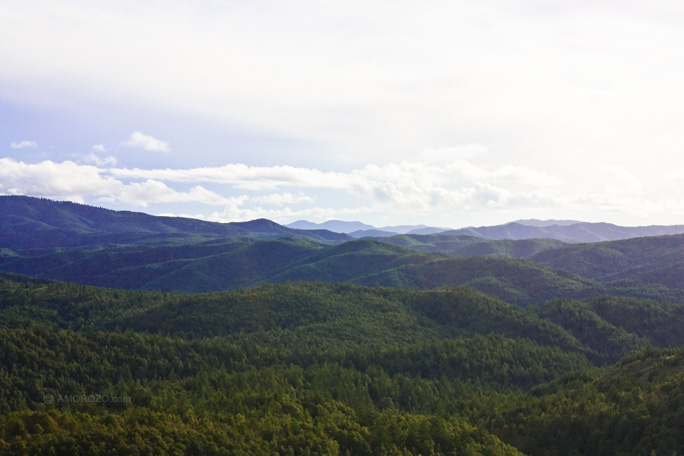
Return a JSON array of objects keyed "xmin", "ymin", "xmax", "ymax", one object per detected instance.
[{"xmin": 1, "ymin": 148, "xmax": 680, "ymax": 225}]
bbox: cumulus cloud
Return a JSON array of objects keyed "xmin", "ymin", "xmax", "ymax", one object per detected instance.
[
  {"xmin": 103, "ymin": 181, "xmax": 241, "ymax": 207},
  {"xmin": 107, "ymin": 154, "xmax": 565, "ymax": 215},
  {"xmin": 10, "ymin": 140, "xmax": 37, "ymax": 149},
  {"xmin": 0, "ymin": 159, "xmax": 120, "ymax": 200},
  {"xmin": 0, "ymin": 158, "xmax": 238, "ymax": 207},
  {"xmin": 120, "ymin": 131, "xmax": 171, "ymax": 153},
  {"xmin": 82, "ymin": 153, "xmax": 118, "ymax": 167},
  {"xmin": 92, "ymin": 144, "xmax": 107, "ymax": 153}
]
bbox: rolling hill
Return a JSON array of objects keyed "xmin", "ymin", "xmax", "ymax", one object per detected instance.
[
  {"xmin": 3, "ymin": 197, "xmax": 684, "ymax": 307},
  {"xmin": 372, "ymin": 232, "xmax": 684, "ymax": 291},
  {"xmin": 2, "ymin": 235, "xmax": 683, "ymax": 306},
  {"xmin": 4, "ymin": 275, "xmax": 684, "ymax": 454},
  {"xmin": 530, "ymin": 233, "xmax": 684, "ymax": 289},
  {"xmin": 373, "ymin": 233, "xmax": 567, "ymax": 258}
]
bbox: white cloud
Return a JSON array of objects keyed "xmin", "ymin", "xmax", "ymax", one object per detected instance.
[
  {"xmin": 3, "ymin": 153, "xmax": 684, "ymax": 225},
  {"xmin": 10, "ymin": 140, "xmax": 37, "ymax": 149},
  {"xmin": 105, "ymin": 181, "xmax": 241, "ymax": 207},
  {"xmin": 110, "ymin": 164, "xmax": 352, "ymax": 191},
  {"xmin": 0, "ymin": 158, "xmax": 240, "ymax": 207},
  {"xmin": 0, "ymin": 158, "xmax": 120, "ymax": 201},
  {"xmin": 1, "ymin": 155, "xmax": 557, "ymax": 217},
  {"xmin": 92, "ymin": 144, "xmax": 106, "ymax": 152},
  {"xmin": 82, "ymin": 152, "xmax": 117, "ymax": 167},
  {"xmin": 254, "ymin": 192, "xmax": 314, "ymax": 206},
  {"xmin": 120, "ymin": 131, "xmax": 171, "ymax": 153},
  {"xmin": 207, "ymin": 203, "xmax": 369, "ymax": 224},
  {"xmin": 107, "ymin": 156, "xmax": 566, "ymax": 215}
]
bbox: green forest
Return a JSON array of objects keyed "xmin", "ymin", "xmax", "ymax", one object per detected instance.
[
  {"xmin": 3, "ymin": 275, "xmax": 684, "ymax": 455},
  {"xmin": 3, "ymin": 197, "xmax": 684, "ymax": 454}
]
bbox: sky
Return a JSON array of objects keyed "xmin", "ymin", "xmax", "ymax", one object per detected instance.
[{"xmin": 2, "ymin": 0, "xmax": 684, "ymax": 228}]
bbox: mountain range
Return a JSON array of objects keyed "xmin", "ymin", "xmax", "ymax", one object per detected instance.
[
  {"xmin": 0, "ymin": 196, "xmax": 350, "ymax": 249},
  {"xmin": 440, "ymin": 221, "xmax": 684, "ymax": 243},
  {"xmin": 289, "ymin": 217, "xmax": 684, "ymax": 243},
  {"xmin": 2, "ymin": 195, "xmax": 684, "ymax": 305},
  {"xmin": 287, "ymin": 219, "xmax": 448, "ymax": 237},
  {"xmin": 5, "ymin": 195, "xmax": 684, "ymax": 454}
]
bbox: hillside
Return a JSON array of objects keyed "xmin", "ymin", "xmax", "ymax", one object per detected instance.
[
  {"xmin": 373, "ymin": 232, "xmax": 684, "ymax": 292},
  {"xmin": 531, "ymin": 233, "xmax": 684, "ymax": 288},
  {"xmin": 0, "ymin": 195, "xmax": 349, "ymax": 249},
  {"xmin": 374, "ymin": 233, "xmax": 567, "ymax": 258},
  {"xmin": 3, "ymin": 275, "xmax": 684, "ymax": 363},
  {"xmin": 4, "ymin": 276, "xmax": 684, "ymax": 453},
  {"xmin": 4, "ymin": 235, "xmax": 683, "ymax": 305},
  {"xmin": 491, "ymin": 347, "xmax": 684, "ymax": 454},
  {"xmin": 3, "ymin": 197, "xmax": 684, "ymax": 307}
]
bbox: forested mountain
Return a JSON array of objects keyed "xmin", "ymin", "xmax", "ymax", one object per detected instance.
[
  {"xmin": 5, "ymin": 274, "xmax": 684, "ymax": 364},
  {"xmin": 374, "ymin": 233, "xmax": 567, "ymax": 258},
  {"xmin": 3, "ymin": 235, "xmax": 683, "ymax": 306},
  {"xmin": 3, "ymin": 276, "xmax": 684, "ymax": 454},
  {"xmin": 0, "ymin": 237, "xmax": 325, "ymax": 293},
  {"xmin": 0, "ymin": 195, "xmax": 348, "ymax": 249},
  {"xmin": 530, "ymin": 233, "xmax": 684, "ymax": 288},
  {"xmin": 373, "ymin": 232, "xmax": 684, "ymax": 291},
  {"xmin": 5, "ymin": 197, "xmax": 684, "ymax": 453},
  {"xmin": 2, "ymin": 197, "xmax": 684, "ymax": 309}
]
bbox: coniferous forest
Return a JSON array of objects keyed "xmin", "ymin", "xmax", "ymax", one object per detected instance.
[{"xmin": 3, "ymin": 197, "xmax": 684, "ymax": 454}]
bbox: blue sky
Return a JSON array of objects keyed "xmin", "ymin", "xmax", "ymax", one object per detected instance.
[{"xmin": 2, "ymin": 0, "xmax": 684, "ymax": 228}]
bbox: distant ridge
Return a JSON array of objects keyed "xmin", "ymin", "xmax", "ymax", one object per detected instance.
[
  {"xmin": 514, "ymin": 219, "xmax": 582, "ymax": 227},
  {"xmin": 286, "ymin": 220, "xmax": 450, "ymax": 235},
  {"xmin": 406, "ymin": 226, "xmax": 450, "ymax": 235},
  {"xmin": 378, "ymin": 224, "xmax": 451, "ymax": 234},
  {"xmin": 530, "ymin": 233, "xmax": 684, "ymax": 288},
  {"xmin": 3, "ymin": 197, "xmax": 684, "ymax": 303},
  {"xmin": 441, "ymin": 221, "xmax": 684, "ymax": 243},
  {"xmin": 348, "ymin": 229, "xmax": 397, "ymax": 238},
  {"xmin": 0, "ymin": 195, "xmax": 350, "ymax": 249},
  {"xmin": 286, "ymin": 219, "xmax": 375, "ymax": 233}
]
